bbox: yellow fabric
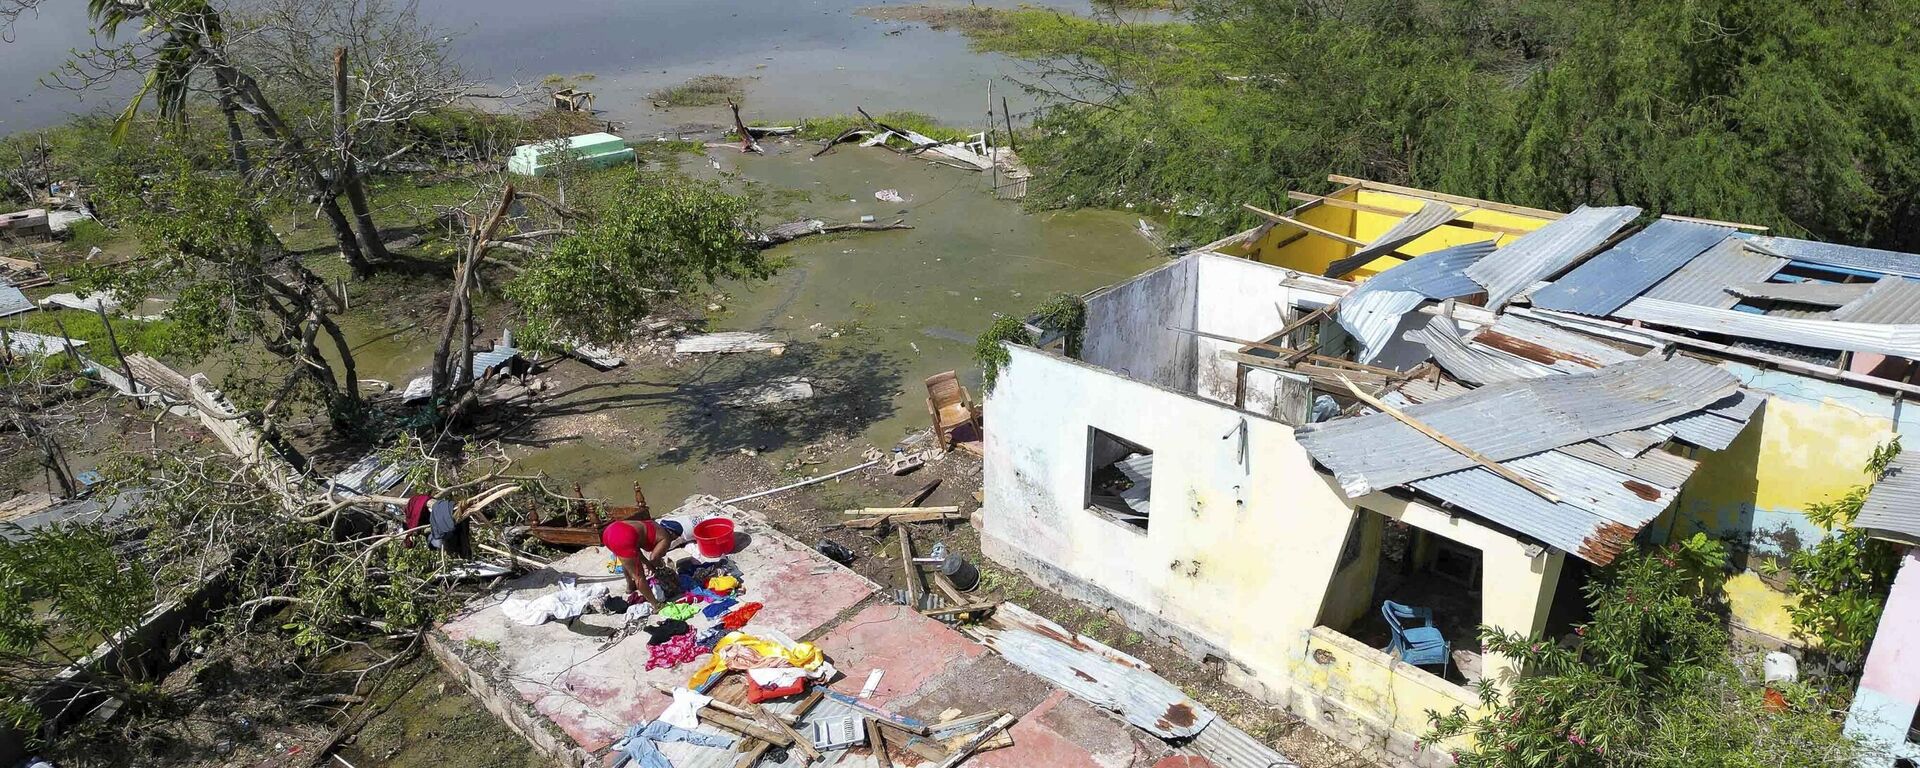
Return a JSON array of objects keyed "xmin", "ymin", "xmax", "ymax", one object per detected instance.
[
  {"xmin": 707, "ymin": 575, "xmax": 739, "ymax": 593},
  {"xmin": 683, "ymin": 632, "xmax": 826, "ymax": 689}
]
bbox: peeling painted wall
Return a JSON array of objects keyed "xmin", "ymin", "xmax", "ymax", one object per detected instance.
[{"xmin": 1660, "ymin": 362, "xmax": 1917, "ymax": 641}]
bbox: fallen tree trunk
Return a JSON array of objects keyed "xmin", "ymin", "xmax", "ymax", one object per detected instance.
[{"xmin": 756, "ymin": 217, "xmax": 912, "ymax": 247}]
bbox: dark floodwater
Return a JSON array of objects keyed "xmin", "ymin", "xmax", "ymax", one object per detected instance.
[{"xmin": 1, "ymin": 0, "xmax": 1088, "ymax": 137}]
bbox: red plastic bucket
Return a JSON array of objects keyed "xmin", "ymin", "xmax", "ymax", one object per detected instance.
[{"xmin": 694, "ymin": 518, "xmax": 737, "ymax": 559}]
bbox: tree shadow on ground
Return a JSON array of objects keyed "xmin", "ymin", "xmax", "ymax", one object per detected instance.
[{"xmin": 528, "ymin": 338, "xmax": 904, "ymax": 463}]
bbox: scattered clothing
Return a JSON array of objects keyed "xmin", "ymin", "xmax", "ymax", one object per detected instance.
[
  {"xmin": 625, "ymin": 602, "xmax": 655, "ymax": 622},
  {"xmin": 612, "ymin": 719, "xmax": 733, "ymax": 768},
  {"xmin": 500, "ymin": 582, "xmax": 608, "ymax": 626},
  {"xmin": 604, "ymin": 595, "xmax": 630, "ymax": 613},
  {"xmin": 701, "ymin": 598, "xmax": 738, "ymax": 619},
  {"xmin": 646, "ymin": 633, "xmax": 707, "ymax": 670},
  {"xmin": 694, "ymin": 626, "xmax": 725, "ymax": 649},
  {"xmin": 720, "ymin": 602, "xmax": 763, "ymax": 630},
  {"xmin": 658, "ymin": 688, "xmax": 713, "ymax": 730},
  {"xmin": 427, "ymin": 498, "xmax": 460, "ymax": 551},
  {"xmin": 660, "ymin": 602, "xmax": 699, "ymax": 621},
  {"xmin": 706, "ymin": 575, "xmax": 739, "ymax": 594},
  {"xmin": 687, "ymin": 632, "xmax": 832, "ymax": 688},
  {"xmin": 403, "ymin": 494, "xmax": 431, "ymax": 547},
  {"xmin": 644, "ymin": 619, "xmax": 692, "ymax": 645},
  {"xmin": 746, "ymin": 667, "xmax": 807, "ymax": 688}
]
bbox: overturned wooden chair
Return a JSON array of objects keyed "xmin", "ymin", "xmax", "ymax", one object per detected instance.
[{"xmin": 925, "ymin": 371, "xmax": 980, "ymax": 450}]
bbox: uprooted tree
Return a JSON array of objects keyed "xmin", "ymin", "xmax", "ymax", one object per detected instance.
[{"xmin": 37, "ymin": 0, "xmax": 472, "ymax": 278}]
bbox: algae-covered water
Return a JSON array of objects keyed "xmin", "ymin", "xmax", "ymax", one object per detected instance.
[{"xmin": 510, "ymin": 141, "xmax": 1163, "ymax": 504}]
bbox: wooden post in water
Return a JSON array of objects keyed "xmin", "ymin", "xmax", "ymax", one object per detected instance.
[{"xmin": 986, "ymin": 79, "xmax": 998, "ymax": 195}]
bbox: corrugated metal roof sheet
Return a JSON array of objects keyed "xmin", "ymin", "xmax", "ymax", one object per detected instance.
[
  {"xmin": 1726, "ymin": 280, "xmax": 1872, "ymax": 306},
  {"xmin": 1478, "ymin": 315, "xmax": 1642, "ymax": 367},
  {"xmin": 1406, "ymin": 316, "xmax": 1554, "ymax": 385},
  {"xmin": 972, "ymin": 604, "xmax": 1217, "ymax": 739},
  {"xmin": 1639, "ymin": 238, "xmax": 1787, "ymax": 308},
  {"xmin": 1335, "ymin": 240, "xmax": 1496, "ymax": 364},
  {"xmin": 1356, "ymin": 240, "xmax": 1496, "ymax": 299},
  {"xmin": 1616, "ymin": 296, "xmax": 1920, "ymax": 358},
  {"xmin": 471, "ymin": 345, "xmax": 521, "ymax": 379},
  {"xmin": 1177, "ymin": 718, "xmax": 1301, "ymax": 767},
  {"xmin": 1409, "ymin": 467, "xmax": 1640, "ymax": 565},
  {"xmin": 1, "ymin": 330, "xmax": 86, "ymax": 357},
  {"xmin": 1858, "ymin": 453, "xmax": 1920, "ymax": 544},
  {"xmin": 1530, "ymin": 220, "xmax": 1734, "ymax": 316},
  {"xmin": 1745, "ymin": 236, "xmax": 1920, "ymax": 279},
  {"xmin": 1467, "ymin": 205, "xmax": 1641, "ymax": 309},
  {"xmin": 1556, "ymin": 441, "xmax": 1698, "ymax": 490},
  {"xmin": 1832, "ymin": 277, "xmax": 1920, "ymax": 324},
  {"xmin": 0, "ymin": 280, "xmax": 31, "ymax": 318},
  {"xmin": 1323, "ymin": 201, "xmax": 1459, "ymax": 278},
  {"xmin": 1295, "ymin": 356, "xmax": 1738, "ymax": 496}
]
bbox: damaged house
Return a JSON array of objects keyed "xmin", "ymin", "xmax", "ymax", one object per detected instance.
[{"xmin": 979, "ymin": 178, "xmax": 1920, "ymax": 765}]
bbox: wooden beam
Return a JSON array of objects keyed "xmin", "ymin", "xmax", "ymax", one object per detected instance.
[
  {"xmin": 699, "ymin": 709, "xmax": 791, "ymax": 746},
  {"xmin": 1660, "ymin": 213, "xmax": 1768, "ymax": 232},
  {"xmin": 748, "ymin": 700, "xmax": 819, "ymax": 763},
  {"xmin": 1337, "ymin": 375, "xmax": 1560, "ymax": 503},
  {"xmin": 843, "ymin": 506, "xmax": 960, "ymax": 516},
  {"xmin": 1285, "ymin": 191, "xmax": 1534, "ymax": 237},
  {"xmin": 1326, "ymin": 175, "xmax": 1564, "ymax": 221},
  {"xmin": 900, "ymin": 526, "xmax": 923, "ymax": 606},
  {"xmin": 868, "ymin": 718, "xmax": 895, "ymax": 768},
  {"xmin": 1167, "ymin": 326, "xmax": 1296, "ymax": 357},
  {"xmin": 1240, "ymin": 203, "xmax": 1366, "ymax": 247},
  {"xmin": 935, "ymin": 714, "xmax": 1019, "ymax": 768}
]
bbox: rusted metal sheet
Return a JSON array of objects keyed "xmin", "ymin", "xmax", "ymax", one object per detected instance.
[{"xmin": 970, "ymin": 603, "xmax": 1215, "ymax": 739}]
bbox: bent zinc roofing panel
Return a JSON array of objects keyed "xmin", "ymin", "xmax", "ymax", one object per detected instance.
[
  {"xmin": 1745, "ymin": 236, "xmax": 1920, "ymax": 280},
  {"xmin": 1529, "ymin": 219, "xmax": 1735, "ymax": 316},
  {"xmin": 1638, "ymin": 238, "xmax": 1787, "ymax": 309},
  {"xmin": 1322, "ymin": 200, "xmax": 1459, "ymax": 278},
  {"xmin": 1466, "ymin": 204, "xmax": 1641, "ymax": 309},
  {"xmin": 1858, "ymin": 452, "xmax": 1920, "ymax": 545},
  {"xmin": 0, "ymin": 280, "xmax": 31, "ymax": 318},
  {"xmin": 1831, "ymin": 277, "xmax": 1920, "ymax": 325},
  {"xmin": 1336, "ymin": 240, "xmax": 1497, "ymax": 363},
  {"xmin": 1294, "ymin": 356, "xmax": 1737, "ymax": 497}
]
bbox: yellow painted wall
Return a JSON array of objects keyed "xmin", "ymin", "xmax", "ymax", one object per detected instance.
[
  {"xmin": 1293, "ymin": 627, "xmax": 1482, "ymax": 752},
  {"xmin": 1318, "ymin": 510, "xmax": 1383, "ymax": 631},
  {"xmin": 1665, "ymin": 364, "xmax": 1904, "ymax": 642},
  {"xmin": 1251, "ymin": 189, "xmax": 1555, "ymax": 279}
]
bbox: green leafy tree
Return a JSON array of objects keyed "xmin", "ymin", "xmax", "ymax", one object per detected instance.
[
  {"xmin": 0, "ymin": 523, "xmax": 158, "ymax": 735},
  {"xmin": 1427, "ymin": 549, "xmax": 1864, "ymax": 767},
  {"xmin": 1784, "ymin": 439, "xmax": 1904, "ymax": 668}
]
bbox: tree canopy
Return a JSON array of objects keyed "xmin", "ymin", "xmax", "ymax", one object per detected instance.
[{"xmin": 995, "ymin": 0, "xmax": 1920, "ymax": 247}]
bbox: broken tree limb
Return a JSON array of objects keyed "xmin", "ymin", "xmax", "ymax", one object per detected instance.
[
  {"xmin": 811, "ymin": 127, "xmax": 872, "ymax": 158},
  {"xmin": 728, "ymin": 99, "xmax": 762, "ymax": 153},
  {"xmin": 755, "ymin": 218, "xmax": 912, "ymax": 247},
  {"xmin": 1336, "ymin": 375, "xmax": 1560, "ymax": 503}
]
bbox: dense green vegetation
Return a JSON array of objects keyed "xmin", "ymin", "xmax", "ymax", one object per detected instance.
[
  {"xmin": 975, "ymin": 0, "xmax": 1920, "ymax": 247},
  {"xmin": 1428, "ymin": 547, "xmax": 1862, "ymax": 767}
]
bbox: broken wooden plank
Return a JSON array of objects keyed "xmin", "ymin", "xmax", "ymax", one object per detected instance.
[
  {"xmin": 699, "ymin": 708, "xmax": 791, "ymax": 746},
  {"xmin": 843, "ymin": 506, "xmax": 960, "ymax": 516},
  {"xmin": 1240, "ymin": 203, "xmax": 1365, "ymax": 247},
  {"xmin": 933, "ymin": 714, "xmax": 1017, "ymax": 768},
  {"xmin": 1284, "ymin": 190, "xmax": 1532, "ymax": 236},
  {"xmin": 747, "ymin": 700, "xmax": 818, "ymax": 763},
  {"xmin": 674, "ymin": 332, "xmax": 786, "ymax": 355},
  {"xmin": 1336, "ymin": 374, "xmax": 1560, "ymax": 502},
  {"xmin": 874, "ymin": 720, "xmax": 948, "ymax": 762},
  {"xmin": 921, "ymin": 602, "xmax": 1000, "ymax": 619},
  {"xmin": 868, "ymin": 717, "xmax": 895, "ymax": 768},
  {"xmin": 900, "ymin": 525, "xmax": 923, "ymax": 607}
]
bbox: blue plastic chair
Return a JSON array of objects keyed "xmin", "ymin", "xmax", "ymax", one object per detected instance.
[{"xmin": 1382, "ymin": 600, "xmax": 1450, "ymax": 676}]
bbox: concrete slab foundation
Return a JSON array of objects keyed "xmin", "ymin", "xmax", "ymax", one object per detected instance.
[{"xmin": 432, "ymin": 497, "xmax": 1178, "ymax": 767}]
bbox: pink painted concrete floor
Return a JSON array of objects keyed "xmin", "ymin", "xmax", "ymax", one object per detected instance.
[{"xmin": 436, "ymin": 497, "xmax": 1172, "ymax": 767}]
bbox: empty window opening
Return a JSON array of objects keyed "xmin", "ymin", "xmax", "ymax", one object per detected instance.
[
  {"xmin": 1316, "ymin": 510, "xmax": 1482, "ymax": 685},
  {"xmin": 1086, "ymin": 428, "xmax": 1152, "ymax": 530}
]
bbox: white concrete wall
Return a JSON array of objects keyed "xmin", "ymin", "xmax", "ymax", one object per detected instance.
[
  {"xmin": 1192, "ymin": 255, "xmax": 1316, "ymax": 404},
  {"xmin": 981, "ymin": 340, "xmax": 1564, "ymax": 764},
  {"xmin": 1081, "ymin": 258, "xmax": 1197, "ymax": 391}
]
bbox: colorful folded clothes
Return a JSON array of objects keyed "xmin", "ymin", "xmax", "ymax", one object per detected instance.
[
  {"xmin": 660, "ymin": 602, "xmax": 699, "ymax": 621},
  {"xmin": 720, "ymin": 602, "xmax": 763, "ymax": 630},
  {"xmin": 701, "ymin": 598, "xmax": 738, "ymax": 619},
  {"xmin": 646, "ymin": 633, "xmax": 706, "ymax": 670}
]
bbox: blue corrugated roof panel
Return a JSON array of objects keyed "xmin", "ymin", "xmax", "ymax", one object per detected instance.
[
  {"xmin": 1530, "ymin": 219, "xmax": 1734, "ymax": 316},
  {"xmin": 1467, "ymin": 205, "xmax": 1641, "ymax": 309},
  {"xmin": 1336, "ymin": 240, "xmax": 1497, "ymax": 363},
  {"xmin": 1746, "ymin": 235, "xmax": 1920, "ymax": 279}
]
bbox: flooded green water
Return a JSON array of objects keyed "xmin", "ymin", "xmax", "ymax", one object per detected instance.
[{"xmin": 507, "ymin": 142, "xmax": 1163, "ymax": 503}]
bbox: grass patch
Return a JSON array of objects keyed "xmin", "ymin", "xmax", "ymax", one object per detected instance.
[
  {"xmin": 797, "ymin": 111, "xmax": 971, "ymax": 143},
  {"xmin": 1093, "ymin": 0, "xmax": 1185, "ymax": 9},
  {"xmin": 60, "ymin": 219, "xmax": 114, "ymax": 252},
  {"xmin": 2, "ymin": 309, "xmax": 181, "ymax": 366},
  {"xmin": 859, "ymin": 5, "xmax": 1017, "ymax": 36},
  {"xmin": 650, "ymin": 75, "xmax": 747, "ymax": 108}
]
